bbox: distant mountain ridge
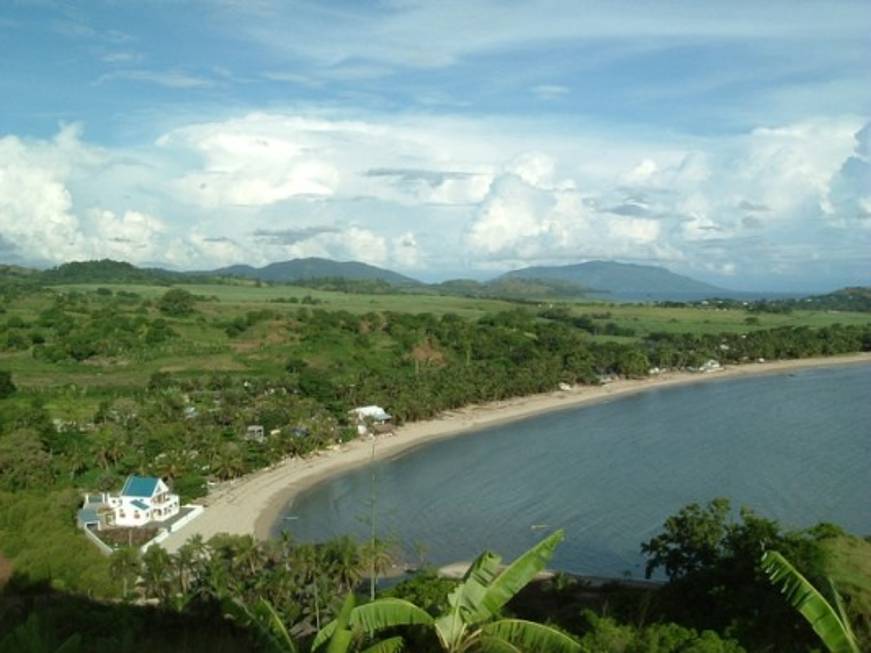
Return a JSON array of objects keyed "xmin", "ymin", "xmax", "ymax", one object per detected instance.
[
  {"xmin": 210, "ymin": 257, "xmax": 419, "ymax": 285},
  {"xmin": 499, "ymin": 260, "xmax": 727, "ymax": 299},
  {"xmin": 9, "ymin": 257, "xmax": 850, "ymax": 304}
]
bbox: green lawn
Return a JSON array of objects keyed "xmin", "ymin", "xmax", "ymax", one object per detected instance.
[
  {"xmin": 51, "ymin": 283, "xmax": 519, "ymax": 318},
  {"xmin": 563, "ymin": 303, "xmax": 871, "ymax": 337}
]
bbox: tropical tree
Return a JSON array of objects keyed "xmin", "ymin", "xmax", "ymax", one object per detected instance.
[
  {"xmin": 226, "ymin": 592, "xmax": 420, "ymax": 653},
  {"xmin": 313, "ymin": 530, "xmax": 580, "ymax": 653},
  {"xmin": 141, "ymin": 545, "xmax": 174, "ymax": 604},
  {"xmin": 109, "ymin": 546, "xmax": 142, "ymax": 600},
  {"xmin": 761, "ymin": 550, "xmax": 859, "ymax": 653},
  {"xmin": 359, "ymin": 537, "xmax": 395, "ymax": 600}
]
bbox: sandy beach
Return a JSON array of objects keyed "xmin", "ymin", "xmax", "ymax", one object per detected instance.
[{"xmin": 160, "ymin": 352, "xmax": 871, "ymax": 552}]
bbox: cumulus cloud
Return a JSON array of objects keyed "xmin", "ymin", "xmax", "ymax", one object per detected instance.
[
  {"xmin": 828, "ymin": 122, "xmax": 871, "ymax": 228},
  {"xmin": 466, "ymin": 171, "xmax": 662, "ymax": 264},
  {"xmin": 160, "ymin": 113, "xmax": 498, "ymax": 209},
  {"xmin": 1, "ymin": 112, "xmax": 867, "ymax": 285},
  {"xmin": 0, "ymin": 126, "xmax": 89, "ymax": 263},
  {"xmin": 90, "ymin": 209, "xmax": 167, "ymax": 263}
]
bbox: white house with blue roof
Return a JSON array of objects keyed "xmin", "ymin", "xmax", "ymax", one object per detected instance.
[{"xmin": 79, "ymin": 475, "xmax": 180, "ymax": 530}]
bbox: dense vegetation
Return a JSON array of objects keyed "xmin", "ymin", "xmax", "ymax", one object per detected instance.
[
  {"xmin": 1, "ymin": 272, "xmax": 869, "ymax": 650},
  {"xmin": 3, "ymin": 502, "xmax": 868, "ymax": 652}
]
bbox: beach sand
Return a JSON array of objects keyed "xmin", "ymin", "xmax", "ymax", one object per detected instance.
[{"xmin": 160, "ymin": 352, "xmax": 871, "ymax": 552}]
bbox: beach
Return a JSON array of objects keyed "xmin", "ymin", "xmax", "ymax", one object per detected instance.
[{"xmin": 160, "ymin": 352, "xmax": 871, "ymax": 552}]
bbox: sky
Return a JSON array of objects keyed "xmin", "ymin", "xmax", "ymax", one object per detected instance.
[{"xmin": 0, "ymin": 1, "xmax": 869, "ymax": 291}]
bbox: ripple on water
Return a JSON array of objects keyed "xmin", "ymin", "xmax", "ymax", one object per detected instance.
[{"xmin": 275, "ymin": 365, "xmax": 871, "ymax": 577}]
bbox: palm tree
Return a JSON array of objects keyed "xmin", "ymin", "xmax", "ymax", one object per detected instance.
[
  {"xmin": 325, "ymin": 536, "xmax": 364, "ymax": 594},
  {"xmin": 761, "ymin": 550, "xmax": 860, "ymax": 653},
  {"xmin": 359, "ymin": 538, "xmax": 395, "ymax": 599},
  {"xmin": 313, "ymin": 530, "xmax": 580, "ymax": 653},
  {"xmin": 141, "ymin": 545, "xmax": 174, "ymax": 604},
  {"xmin": 109, "ymin": 546, "xmax": 142, "ymax": 600}
]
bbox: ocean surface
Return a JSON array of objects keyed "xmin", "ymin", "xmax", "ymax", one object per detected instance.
[{"xmin": 273, "ymin": 364, "xmax": 871, "ymax": 578}]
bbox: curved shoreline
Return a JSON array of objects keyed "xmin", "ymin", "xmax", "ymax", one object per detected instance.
[{"xmin": 161, "ymin": 352, "xmax": 871, "ymax": 552}]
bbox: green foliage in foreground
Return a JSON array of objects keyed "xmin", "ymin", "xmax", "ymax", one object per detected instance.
[
  {"xmin": 761, "ymin": 551, "xmax": 859, "ymax": 653},
  {"xmin": 641, "ymin": 498, "xmax": 866, "ymax": 652},
  {"xmin": 2, "ymin": 501, "xmax": 867, "ymax": 652},
  {"xmin": 231, "ymin": 530, "xmax": 581, "ymax": 653}
]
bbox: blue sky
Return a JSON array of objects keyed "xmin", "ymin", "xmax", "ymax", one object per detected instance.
[{"xmin": 1, "ymin": 1, "xmax": 869, "ymax": 290}]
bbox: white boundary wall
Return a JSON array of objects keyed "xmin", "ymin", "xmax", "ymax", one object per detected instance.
[{"xmin": 140, "ymin": 504, "xmax": 205, "ymax": 553}]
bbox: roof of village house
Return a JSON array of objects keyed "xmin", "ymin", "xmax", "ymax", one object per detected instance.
[
  {"xmin": 130, "ymin": 499, "xmax": 150, "ymax": 511},
  {"xmin": 350, "ymin": 405, "xmax": 391, "ymax": 421},
  {"xmin": 121, "ymin": 475, "xmax": 160, "ymax": 498},
  {"xmin": 78, "ymin": 507, "xmax": 100, "ymax": 524}
]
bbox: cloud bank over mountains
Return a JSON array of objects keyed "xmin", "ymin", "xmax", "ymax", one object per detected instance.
[
  {"xmin": 1, "ymin": 111, "xmax": 868, "ymax": 289},
  {"xmin": 1, "ymin": 1, "xmax": 869, "ymax": 290}
]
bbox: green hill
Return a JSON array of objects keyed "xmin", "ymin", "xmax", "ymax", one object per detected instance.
[
  {"xmin": 800, "ymin": 286, "xmax": 871, "ymax": 312},
  {"xmin": 39, "ymin": 260, "xmax": 185, "ymax": 285},
  {"xmin": 211, "ymin": 257, "xmax": 419, "ymax": 285}
]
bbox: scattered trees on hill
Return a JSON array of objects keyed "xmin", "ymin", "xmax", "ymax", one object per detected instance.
[{"xmin": 158, "ymin": 288, "xmax": 197, "ymax": 317}]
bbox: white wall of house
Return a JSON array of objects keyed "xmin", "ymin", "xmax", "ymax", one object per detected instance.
[{"xmin": 106, "ymin": 479, "xmax": 181, "ymax": 527}]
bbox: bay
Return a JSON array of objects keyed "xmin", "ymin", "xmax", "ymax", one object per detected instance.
[{"xmin": 273, "ymin": 364, "xmax": 871, "ymax": 578}]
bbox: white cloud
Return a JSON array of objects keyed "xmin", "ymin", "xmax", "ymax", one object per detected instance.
[
  {"xmin": 1, "ymin": 113, "xmax": 867, "ymax": 287},
  {"xmin": 96, "ymin": 69, "xmax": 213, "ymax": 88},
  {"xmin": 219, "ymin": 1, "xmax": 871, "ymax": 70},
  {"xmin": 90, "ymin": 209, "xmax": 167, "ymax": 263},
  {"xmin": 531, "ymin": 84, "xmax": 569, "ymax": 101},
  {"xmin": 0, "ymin": 127, "xmax": 89, "ymax": 263}
]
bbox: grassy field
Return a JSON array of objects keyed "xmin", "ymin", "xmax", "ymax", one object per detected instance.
[
  {"xmin": 51, "ymin": 283, "xmax": 520, "ymax": 318},
  {"xmin": 1, "ymin": 282, "xmax": 868, "ymax": 392},
  {"xmin": 824, "ymin": 535, "xmax": 871, "ymax": 624}
]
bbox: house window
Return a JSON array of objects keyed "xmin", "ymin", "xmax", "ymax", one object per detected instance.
[{"xmin": 134, "ymin": 512, "xmax": 140, "ymax": 519}]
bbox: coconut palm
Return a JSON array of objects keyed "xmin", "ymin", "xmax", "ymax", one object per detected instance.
[
  {"xmin": 359, "ymin": 537, "xmax": 395, "ymax": 599},
  {"xmin": 313, "ymin": 530, "xmax": 580, "ymax": 653},
  {"xmin": 109, "ymin": 546, "xmax": 141, "ymax": 600},
  {"xmin": 761, "ymin": 550, "xmax": 859, "ymax": 653}
]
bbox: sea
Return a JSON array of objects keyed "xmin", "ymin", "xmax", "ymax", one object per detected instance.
[{"xmin": 272, "ymin": 363, "xmax": 871, "ymax": 578}]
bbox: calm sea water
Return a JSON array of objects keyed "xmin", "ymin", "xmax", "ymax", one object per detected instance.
[{"xmin": 273, "ymin": 364, "xmax": 871, "ymax": 578}]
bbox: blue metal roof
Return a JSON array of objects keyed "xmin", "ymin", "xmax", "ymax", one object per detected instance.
[
  {"xmin": 78, "ymin": 507, "xmax": 99, "ymax": 524},
  {"xmin": 130, "ymin": 499, "xmax": 149, "ymax": 511},
  {"xmin": 121, "ymin": 475, "xmax": 159, "ymax": 497}
]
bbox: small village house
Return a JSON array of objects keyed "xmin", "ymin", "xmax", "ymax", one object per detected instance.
[
  {"xmin": 349, "ymin": 405, "xmax": 393, "ymax": 435},
  {"xmin": 244, "ymin": 424, "xmax": 266, "ymax": 443}
]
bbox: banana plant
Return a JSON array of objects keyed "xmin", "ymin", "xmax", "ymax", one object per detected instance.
[
  {"xmin": 761, "ymin": 550, "xmax": 859, "ymax": 653},
  {"xmin": 313, "ymin": 529, "xmax": 580, "ymax": 653},
  {"xmin": 225, "ymin": 592, "xmax": 428, "ymax": 653}
]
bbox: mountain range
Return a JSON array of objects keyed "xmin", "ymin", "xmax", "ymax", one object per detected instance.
[
  {"xmin": 499, "ymin": 260, "xmax": 726, "ymax": 299},
  {"xmin": 3, "ymin": 257, "xmax": 832, "ymax": 301}
]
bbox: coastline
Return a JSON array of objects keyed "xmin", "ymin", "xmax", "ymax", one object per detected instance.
[{"xmin": 160, "ymin": 352, "xmax": 871, "ymax": 552}]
